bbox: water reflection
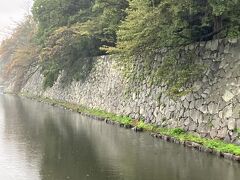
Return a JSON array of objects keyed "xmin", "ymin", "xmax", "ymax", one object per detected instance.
[{"xmin": 0, "ymin": 94, "xmax": 240, "ymax": 180}]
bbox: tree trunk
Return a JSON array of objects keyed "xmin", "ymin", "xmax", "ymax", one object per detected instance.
[{"xmin": 213, "ymin": 16, "xmax": 223, "ymax": 39}]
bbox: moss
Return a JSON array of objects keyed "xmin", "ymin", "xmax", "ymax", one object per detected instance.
[
  {"xmin": 234, "ymin": 128, "xmax": 240, "ymax": 138},
  {"xmin": 135, "ymin": 120, "xmax": 157, "ymax": 131},
  {"xmin": 237, "ymin": 128, "xmax": 240, "ymax": 134},
  {"xmin": 20, "ymin": 93, "xmax": 240, "ymax": 156}
]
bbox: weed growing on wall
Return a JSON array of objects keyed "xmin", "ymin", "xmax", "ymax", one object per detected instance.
[{"xmin": 118, "ymin": 47, "xmax": 206, "ymax": 98}]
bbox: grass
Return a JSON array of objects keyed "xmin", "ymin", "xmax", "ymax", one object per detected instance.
[{"xmin": 21, "ymin": 93, "xmax": 240, "ymax": 156}]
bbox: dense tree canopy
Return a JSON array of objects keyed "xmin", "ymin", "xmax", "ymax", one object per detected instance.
[
  {"xmin": 112, "ymin": 0, "xmax": 240, "ymax": 57},
  {"xmin": 31, "ymin": 0, "xmax": 128, "ymax": 88}
]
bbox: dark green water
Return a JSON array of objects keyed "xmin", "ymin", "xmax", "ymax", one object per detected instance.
[{"xmin": 0, "ymin": 94, "xmax": 240, "ymax": 180}]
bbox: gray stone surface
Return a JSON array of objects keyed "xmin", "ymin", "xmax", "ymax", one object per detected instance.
[
  {"xmin": 222, "ymin": 90, "xmax": 234, "ymax": 102},
  {"xmin": 223, "ymin": 105, "xmax": 233, "ymax": 119},
  {"xmin": 227, "ymin": 118, "xmax": 236, "ymax": 130},
  {"xmin": 8, "ymin": 38, "xmax": 239, "ymax": 144},
  {"xmin": 217, "ymin": 127, "xmax": 228, "ymax": 139}
]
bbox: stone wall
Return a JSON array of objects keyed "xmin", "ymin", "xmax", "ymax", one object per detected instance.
[{"xmin": 20, "ymin": 39, "xmax": 240, "ymax": 144}]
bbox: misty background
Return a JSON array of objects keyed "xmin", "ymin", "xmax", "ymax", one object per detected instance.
[{"xmin": 0, "ymin": 0, "xmax": 33, "ymax": 42}]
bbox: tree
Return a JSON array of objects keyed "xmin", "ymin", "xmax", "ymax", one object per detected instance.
[
  {"xmin": 32, "ymin": 0, "xmax": 128, "ymax": 88},
  {"xmin": 209, "ymin": 0, "xmax": 240, "ymax": 38},
  {"xmin": 92, "ymin": 0, "xmax": 128, "ymax": 46},
  {"xmin": 32, "ymin": 0, "xmax": 94, "ymax": 45},
  {"xmin": 111, "ymin": 0, "xmax": 240, "ymax": 57},
  {"xmin": 108, "ymin": 0, "xmax": 240, "ymax": 96},
  {"xmin": 0, "ymin": 16, "xmax": 39, "ymax": 91}
]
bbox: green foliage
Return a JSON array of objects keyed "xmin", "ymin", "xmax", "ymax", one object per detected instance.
[
  {"xmin": 154, "ymin": 49, "xmax": 206, "ymax": 97},
  {"xmin": 42, "ymin": 62, "xmax": 60, "ymax": 89},
  {"xmin": 106, "ymin": 0, "xmax": 240, "ymax": 96},
  {"xmin": 171, "ymin": 128, "xmax": 185, "ymax": 135},
  {"xmin": 3, "ymin": 0, "xmax": 240, "ymax": 93},
  {"xmin": 234, "ymin": 128, "xmax": 240, "ymax": 136},
  {"xmin": 209, "ymin": 0, "xmax": 239, "ymax": 16},
  {"xmin": 91, "ymin": 0, "xmax": 128, "ymax": 46},
  {"xmin": 39, "ymin": 25, "xmax": 99, "ymax": 87},
  {"xmin": 32, "ymin": 0, "xmax": 128, "ymax": 88},
  {"xmin": 32, "ymin": 0, "xmax": 93, "ymax": 44},
  {"xmin": 136, "ymin": 120, "xmax": 157, "ymax": 131},
  {"xmin": 110, "ymin": 0, "xmax": 206, "ymax": 56}
]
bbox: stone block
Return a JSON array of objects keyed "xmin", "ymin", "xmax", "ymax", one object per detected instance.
[
  {"xmin": 208, "ymin": 102, "xmax": 218, "ymax": 114},
  {"xmin": 236, "ymin": 119, "xmax": 240, "ymax": 128},
  {"xmin": 183, "ymin": 100, "xmax": 189, "ymax": 109},
  {"xmin": 189, "ymin": 101, "xmax": 195, "ymax": 109},
  {"xmin": 223, "ymin": 105, "xmax": 233, "ymax": 119},
  {"xmin": 192, "ymin": 81, "xmax": 202, "ymax": 92},
  {"xmin": 210, "ymin": 129, "xmax": 218, "ymax": 138},
  {"xmin": 227, "ymin": 118, "xmax": 236, "ymax": 130},
  {"xmin": 232, "ymin": 104, "xmax": 240, "ymax": 119},
  {"xmin": 228, "ymin": 39, "xmax": 238, "ymax": 44},
  {"xmin": 197, "ymin": 123, "xmax": 210, "ymax": 135},
  {"xmin": 217, "ymin": 127, "xmax": 228, "ymax": 139},
  {"xmin": 190, "ymin": 110, "xmax": 203, "ymax": 123},
  {"xmin": 189, "ymin": 122, "xmax": 198, "ymax": 131},
  {"xmin": 211, "ymin": 40, "xmax": 219, "ymax": 51},
  {"xmin": 212, "ymin": 118, "xmax": 221, "ymax": 129}
]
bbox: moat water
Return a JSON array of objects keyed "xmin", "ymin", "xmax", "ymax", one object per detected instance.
[{"xmin": 0, "ymin": 94, "xmax": 240, "ymax": 180}]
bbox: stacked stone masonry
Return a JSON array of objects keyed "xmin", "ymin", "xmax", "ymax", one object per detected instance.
[{"xmin": 20, "ymin": 39, "xmax": 240, "ymax": 144}]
